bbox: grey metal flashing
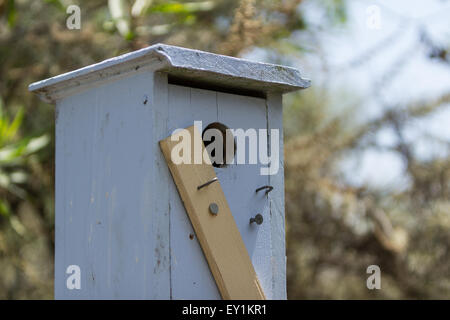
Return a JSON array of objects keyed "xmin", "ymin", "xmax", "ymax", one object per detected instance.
[{"xmin": 29, "ymin": 43, "xmax": 311, "ymax": 103}]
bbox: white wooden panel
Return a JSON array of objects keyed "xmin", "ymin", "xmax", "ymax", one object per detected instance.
[
  {"xmin": 168, "ymin": 85, "xmax": 273, "ymax": 299},
  {"xmin": 55, "ymin": 77, "xmax": 282, "ymax": 299},
  {"xmin": 55, "ymin": 71, "xmax": 170, "ymax": 299},
  {"xmin": 267, "ymin": 93, "xmax": 286, "ymax": 299},
  {"xmin": 168, "ymin": 85, "xmax": 221, "ymax": 299},
  {"xmin": 217, "ymin": 93, "xmax": 272, "ymax": 299}
]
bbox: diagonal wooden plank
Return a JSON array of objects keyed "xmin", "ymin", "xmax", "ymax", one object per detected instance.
[{"xmin": 160, "ymin": 125, "xmax": 265, "ymax": 300}]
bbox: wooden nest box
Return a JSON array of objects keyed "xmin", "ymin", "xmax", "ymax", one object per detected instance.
[{"xmin": 29, "ymin": 44, "xmax": 310, "ymax": 299}]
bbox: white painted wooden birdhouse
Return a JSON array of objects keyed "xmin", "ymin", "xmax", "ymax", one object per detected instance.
[{"xmin": 29, "ymin": 44, "xmax": 310, "ymax": 300}]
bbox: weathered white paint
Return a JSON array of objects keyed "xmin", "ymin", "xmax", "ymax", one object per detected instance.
[
  {"xmin": 267, "ymin": 93, "xmax": 287, "ymax": 299},
  {"xmin": 32, "ymin": 44, "xmax": 310, "ymax": 300},
  {"xmin": 217, "ymin": 92, "xmax": 273, "ymax": 299},
  {"xmin": 55, "ymin": 71, "xmax": 171, "ymax": 299},
  {"xmin": 29, "ymin": 44, "xmax": 310, "ymax": 103},
  {"xmin": 167, "ymin": 85, "xmax": 221, "ymax": 299},
  {"xmin": 167, "ymin": 85, "xmax": 275, "ymax": 299}
]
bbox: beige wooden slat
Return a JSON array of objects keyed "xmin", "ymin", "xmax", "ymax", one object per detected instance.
[{"xmin": 159, "ymin": 125, "xmax": 265, "ymax": 300}]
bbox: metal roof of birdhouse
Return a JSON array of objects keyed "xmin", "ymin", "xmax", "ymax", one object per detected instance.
[{"xmin": 29, "ymin": 43, "xmax": 311, "ymax": 103}]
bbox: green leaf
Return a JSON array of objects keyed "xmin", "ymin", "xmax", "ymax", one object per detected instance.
[
  {"xmin": 6, "ymin": 107, "xmax": 24, "ymax": 141},
  {"xmin": 6, "ymin": 0, "xmax": 17, "ymax": 28},
  {"xmin": 22, "ymin": 134, "xmax": 51, "ymax": 155},
  {"xmin": 148, "ymin": 1, "xmax": 214, "ymax": 14},
  {"xmin": 0, "ymin": 134, "xmax": 50, "ymax": 164},
  {"xmin": 0, "ymin": 199, "xmax": 11, "ymax": 217}
]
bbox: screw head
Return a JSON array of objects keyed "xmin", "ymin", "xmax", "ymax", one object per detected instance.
[{"xmin": 209, "ymin": 203, "xmax": 219, "ymax": 215}]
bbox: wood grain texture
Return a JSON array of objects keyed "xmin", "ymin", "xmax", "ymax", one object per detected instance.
[
  {"xmin": 54, "ymin": 71, "xmax": 171, "ymax": 299},
  {"xmin": 266, "ymin": 93, "xmax": 286, "ymax": 299},
  {"xmin": 167, "ymin": 85, "xmax": 221, "ymax": 299},
  {"xmin": 160, "ymin": 125, "xmax": 266, "ymax": 300},
  {"xmin": 216, "ymin": 92, "xmax": 273, "ymax": 299}
]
